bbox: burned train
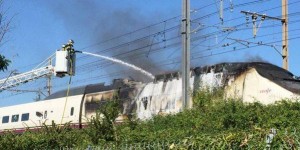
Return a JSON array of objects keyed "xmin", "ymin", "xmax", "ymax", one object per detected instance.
[{"xmin": 1, "ymin": 62, "xmax": 300, "ymax": 132}]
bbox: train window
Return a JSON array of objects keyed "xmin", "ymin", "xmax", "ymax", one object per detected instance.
[
  {"xmin": 21, "ymin": 113, "xmax": 30, "ymax": 121},
  {"xmin": 70, "ymin": 107, "xmax": 74, "ymax": 116},
  {"xmin": 36, "ymin": 111, "xmax": 43, "ymax": 118},
  {"xmin": 2, "ymin": 116, "xmax": 9, "ymax": 123},
  {"xmin": 11, "ymin": 114, "xmax": 19, "ymax": 122}
]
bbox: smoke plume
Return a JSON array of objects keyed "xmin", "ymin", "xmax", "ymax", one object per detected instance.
[{"xmin": 43, "ymin": 0, "xmax": 178, "ymax": 82}]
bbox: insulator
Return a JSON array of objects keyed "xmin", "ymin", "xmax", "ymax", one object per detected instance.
[
  {"xmin": 246, "ymin": 16, "xmax": 249, "ymax": 26},
  {"xmin": 230, "ymin": 0, "xmax": 234, "ymax": 12}
]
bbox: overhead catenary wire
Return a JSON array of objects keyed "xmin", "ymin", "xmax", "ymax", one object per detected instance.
[
  {"xmin": 0, "ymin": 0, "xmax": 283, "ymax": 75},
  {"xmin": 49, "ymin": 35, "xmax": 300, "ymax": 90},
  {"xmin": 51, "ymin": 29, "xmax": 300, "ymax": 87},
  {"xmin": 75, "ymin": 0, "xmax": 275, "ymax": 61},
  {"xmin": 3, "ymin": 0, "xmax": 294, "ymax": 73},
  {"xmin": 74, "ymin": 2, "xmax": 300, "ymax": 71},
  {"xmin": 4, "ymin": 29, "xmax": 300, "ymax": 99},
  {"xmin": 55, "ymin": 16, "xmax": 300, "ymax": 81},
  {"xmin": 31, "ymin": 16, "xmax": 300, "ymax": 81},
  {"xmin": 2, "ymin": 0, "xmax": 300, "ymax": 100},
  {"xmin": 74, "ymin": 17, "xmax": 300, "ymax": 74}
]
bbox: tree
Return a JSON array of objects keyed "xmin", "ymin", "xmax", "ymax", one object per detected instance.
[
  {"xmin": 0, "ymin": 55, "xmax": 10, "ymax": 71},
  {"xmin": 0, "ymin": 0, "xmax": 12, "ymax": 71}
]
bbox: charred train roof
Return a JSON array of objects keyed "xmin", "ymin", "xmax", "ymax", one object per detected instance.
[
  {"xmin": 195, "ymin": 62, "xmax": 300, "ymax": 94},
  {"xmin": 154, "ymin": 62, "xmax": 295, "ymax": 80},
  {"xmin": 154, "ymin": 62, "xmax": 294, "ymax": 79},
  {"xmin": 46, "ymin": 62, "xmax": 300, "ymax": 100},
  {"xmin": 44, "ymin": 79, "xmax": 139, "ymax": 100},
  {"xmin": 193, "ymin": 62, "xmax": 294, "ymax": 78},
  {"xmin": 156, "ymin": 62, "xmax": 300, "ymax": 94}
]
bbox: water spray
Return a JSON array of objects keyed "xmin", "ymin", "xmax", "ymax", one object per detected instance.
[
  {"xmin": 55, "ymin": 40, "xmax": 155, "ymax": 80},
  {"xmin": 78, "ymin": 51, "xmax": 155, "ymax": 80}
]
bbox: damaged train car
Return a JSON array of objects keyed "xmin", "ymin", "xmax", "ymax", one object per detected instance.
[
  {"xmin": 219, "ymin": 62, "xmax": 300, "ymax": 104},
  {"xmin": 193, "ymin": 62, "xmax": 300, "ymax": 104},
  {"xmin": 0, "ymin": 79, "xmax": 142, "ymax": 132},
  {"xmin": 1, "ymin": 62, "xmax": 300, "ymax": 131},
  {"xmin": 136, "ymin": 62, "xmax": 300, "ymax": 119}
]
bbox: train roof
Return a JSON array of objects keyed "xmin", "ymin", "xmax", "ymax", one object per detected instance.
[
  {"xmin": 45, "ymin": 62, "xmax": 300, "ymax": 100},
  {"xmin": 194, "ymin": 62, "xmax": 300, "ymax": 94},
  {"xmin": 155, "ymin": 62, "xmax": 300, "ymax": 94},
  {"xmin": 44, "ymin": 79, "xmax": 139, "ymax": 100},
  {"xmin": 44, "ymin": 83, "xmax": 103, "ymax": 100}
]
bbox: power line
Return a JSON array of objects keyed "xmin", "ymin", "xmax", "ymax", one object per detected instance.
[
  {"xmin": 74, "ymin": 0, "xmax": 276, "ymax": 62},
  {"xmin": 75, "ymin": 17, "xmax": 300, "ymax": 72},
  {"xmin": 9, "ymin": 34, "xmax": 300, "ymax": 99},
  {"xmin": 74, "ymin": 18, "xmax": 296, "ymax": 78},
  {"xmin": 2, "ymin": 1, "xmax": 299, "ymax": 101},
  {"xmin": 1, "ymin": 0, "xmax": 283, "ymax": 74},
  {"xmin": 49, "ymin": 35, "xmax": 300, "ymax": 90}
]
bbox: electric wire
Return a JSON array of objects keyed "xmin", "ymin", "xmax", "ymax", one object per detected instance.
[
  {"xmin": 49, "ymin": 34, "xmax": 300, "ymax": 90},
  {"xmin": 2, "ymin": 0, "xmax": 300, "ymax": 100},
  {"xmin": 1, "ymin": 0, "xmax": 284, "ymax": 75},
  {"xmin": 75, "ymin": 17, "xmax": 298, "ymax": 74},
  {"xmin": 4, "ymin": 30, "xmax": 300, "ymax": 99}
]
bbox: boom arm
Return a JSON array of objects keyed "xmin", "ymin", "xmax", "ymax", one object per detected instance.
[
  {"xmin": 0, "ymin": 65, "xmax": 54, "ymax": 92},
  {"xmin": 0, "ymin": 40, "xmax": 76, "ymax": 93}
]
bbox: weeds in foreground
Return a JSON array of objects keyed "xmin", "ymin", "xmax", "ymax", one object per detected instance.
[{"xmin": 1, "ymin": 89, "xmax": 300, "ymax": 149}]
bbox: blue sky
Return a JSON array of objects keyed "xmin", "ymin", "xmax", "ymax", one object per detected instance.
[{"xmin": 0, "ymin": 0, "xmax": 299, "ymax": 107}]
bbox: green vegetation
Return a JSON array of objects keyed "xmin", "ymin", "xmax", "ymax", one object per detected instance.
[
  {"xmin": 1, "ymin": 89, "xmax": 300, "ymax": 149},
  {"xmin": 0, "ymin": 55, "xmax": 10, "ymax": 71},
  {"xmin": 0, "ymin": 1, "xmax": 12, "ymax": 72}
]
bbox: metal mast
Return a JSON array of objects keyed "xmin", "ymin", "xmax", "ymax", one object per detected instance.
[
  {"xmin": 282, "ymin": 0, "xmax": 289, "ymax": 70},
  {"xmin": 47, "ymin": 58, "xmax": 52, "ymax": 96},
  {"xmin": 182, "ymin": 0, "xmax": 191, "ymax": 109},
  {"xmin": 241, "ymin": 0, "xmax": 289, "ymax": 70}
]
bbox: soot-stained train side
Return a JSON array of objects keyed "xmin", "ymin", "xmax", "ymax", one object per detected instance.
[
  {"xmin": 0, "ymin": 79, "xmax": 142, "ymax": 132},
  {"xmin": 1, "ymin": 62, "xmax": 300, "ymax": 132}
]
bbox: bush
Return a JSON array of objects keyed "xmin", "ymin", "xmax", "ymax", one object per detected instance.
[
  {"xmin": 2, "ymin": 89, "xmax": 300, "ymax": 149},
  {"xmin": 84, "ymin": 97, "xmax": 120, "ymax": 145}
]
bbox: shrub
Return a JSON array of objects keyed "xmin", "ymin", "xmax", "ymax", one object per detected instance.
[
  {"xmin": 2, "ymin": 89, "xmax": 300, "ymax": 149},
  {"xmin": 85, "ymin": 97, "xmax": 121, "ymax": 145}
]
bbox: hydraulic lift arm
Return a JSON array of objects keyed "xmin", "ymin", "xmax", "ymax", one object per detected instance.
[{"xmin": 0, "ymin": 65, "xmax": 54, "ymax": 92}]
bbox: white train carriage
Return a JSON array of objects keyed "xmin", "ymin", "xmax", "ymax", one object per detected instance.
[
  {"xmin": 0, "ymin": 94, "xmax": 82, "ymax": 132},
  {"xmin": 0, "ymin": 79, "xmax": 140, "ymax": 132},
  {"xmin": 2, "ymin": 62, "xmax": 300, "ymax": 132}
]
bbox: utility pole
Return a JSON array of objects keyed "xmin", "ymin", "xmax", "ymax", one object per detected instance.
[
  {"xmin": 182, "ymin": 0, "xmax": 191, "ymax": 109},
  {"xmin": 282, "ymin": 0, "xmax": 288, "ymax": 70},
  {"xmin": 241, "ymin": 0, "xmax": 289, "ymax": 70},
  {"xmin": 47, "ymin": 58, "xmax": 52, "ymax": 96}
]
